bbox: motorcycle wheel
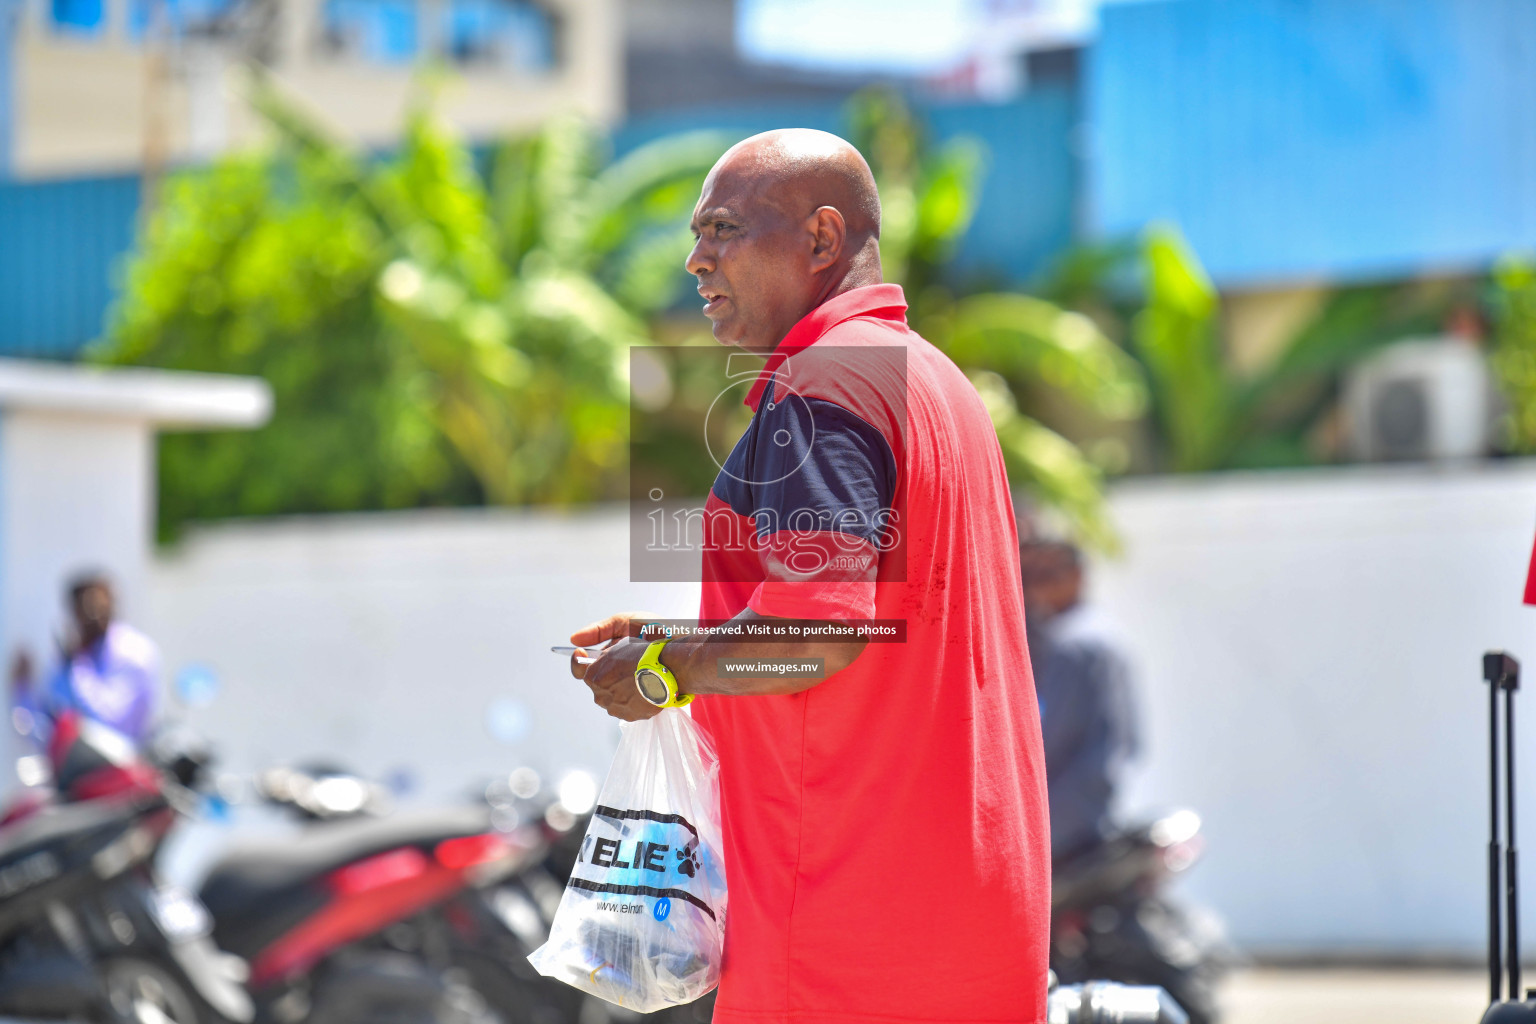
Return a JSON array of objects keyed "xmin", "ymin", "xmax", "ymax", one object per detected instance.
[
  {"xmin": 1134, "ymin": 898, "xmax": 1225, "ymax": 1024},
  {"xmin": 445, "ymin": 946, "xmax": 582, "ymax": 1024},
  {"xmin": 99, "ymin": 956, "xmax": 214, "ymax": 1024}
]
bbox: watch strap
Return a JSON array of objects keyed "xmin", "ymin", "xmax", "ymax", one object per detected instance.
[{"xmin": 636, "ymin": 638, "xmax": 692, "ymax": 708}]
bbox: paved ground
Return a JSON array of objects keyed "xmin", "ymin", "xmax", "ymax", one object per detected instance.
[{"xmin": 1223, "ymin": 966, "xmax": 1489, "ymax": 1024}]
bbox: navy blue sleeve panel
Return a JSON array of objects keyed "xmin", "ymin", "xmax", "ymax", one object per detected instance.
[
  {"xmin": 740, "ymin": 383, "xmax": 897, "ymax": 624},
  {"xmin": 748, "ymin": 388, "xmax": 898, "ymax": 544}
]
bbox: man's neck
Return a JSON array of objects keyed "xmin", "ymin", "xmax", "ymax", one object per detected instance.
[
  {"xmin": 739, "ymin": 243, "xmax": 886, "ymax": 356},
  {"xmin": 815, "ymin": 238, "xmax": 883, "ymax": 306}
]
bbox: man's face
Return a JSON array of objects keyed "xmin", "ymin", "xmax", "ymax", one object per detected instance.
[
  {"xmin": 1020, "ymin": 556, "xmax": 1082, "ymax": 620},
  {"xmin": 686, "ymin": 163, "xmax": 817, "ymax": 354},
  {"xmin": 72, "ymin": 584, "xmax": 113, "ymax": 642}
]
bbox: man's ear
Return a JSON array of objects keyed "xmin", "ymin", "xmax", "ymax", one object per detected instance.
[{"xmin": 808, "ymin": 206, "xmax": 846, "ymax": 272}]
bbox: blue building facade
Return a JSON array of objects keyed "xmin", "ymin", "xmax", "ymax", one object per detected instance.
[
  {"xmin": 1090, "ymin": 0, "xmax": 1536, "ymax": 288},
  {"xmin": 0, "ymin": 0, "xmax": 562, "ymax": 359},
  {"xmin": 0, "ymin": 87, "xmax": 1081, "ymax": 359},
  {"xmin": 0, "ymin": 174, "xmax": 140, "ymax": 358},
  {"xmin": 11, "ymin": 0, "xmax": 1536, "ymax": 358}
]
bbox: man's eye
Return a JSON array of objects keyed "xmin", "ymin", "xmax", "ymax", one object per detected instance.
[{"xmin": 715, "ymin": 222, "xmax": 734, "ymax": 234}]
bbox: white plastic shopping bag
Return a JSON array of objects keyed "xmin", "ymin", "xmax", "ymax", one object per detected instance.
[{"xmin": 528, "ymin": 707, "xmax": 727, "ymax": 1012}]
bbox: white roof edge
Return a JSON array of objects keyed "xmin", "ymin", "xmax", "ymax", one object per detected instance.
[{"xmin": 0, "ymin": 359, "xmax": 272, "ymax": 428}]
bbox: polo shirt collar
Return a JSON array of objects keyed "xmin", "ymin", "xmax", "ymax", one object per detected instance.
[{"xmin": 744, "ymin": 283, "xmax": 908, "ymax": 410}]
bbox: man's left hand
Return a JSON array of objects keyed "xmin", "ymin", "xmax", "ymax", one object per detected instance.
[{"xmin": 572, "ymin": 637, "xmax": 662, "ymax": 722}]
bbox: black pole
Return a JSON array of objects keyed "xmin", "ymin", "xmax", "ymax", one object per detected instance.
[
  {"xmin": 1511, "ymin": 683, "xmax": 1523, "ymax": 1001},
  {"xmin": 1493, "ymin": 662, "xmax": 1505, "ymax": 1005}
]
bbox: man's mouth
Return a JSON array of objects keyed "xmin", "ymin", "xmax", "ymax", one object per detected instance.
[{"xmin": 698, "ymin": 289, "xmax": 729, "ymax": 316}]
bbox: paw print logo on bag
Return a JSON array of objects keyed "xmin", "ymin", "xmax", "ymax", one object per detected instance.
[{"xmin": 676, "ymin": 843, "xmax": 702, "ymax": 878}]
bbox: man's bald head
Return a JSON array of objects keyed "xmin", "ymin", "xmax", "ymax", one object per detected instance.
[
  {"xmin": 713, "ymin": 129, "xmax": 881, "ymax": 239},
  {"xmin": 687, "ymin": 129, "xmax": 885, "ymax": 353}
]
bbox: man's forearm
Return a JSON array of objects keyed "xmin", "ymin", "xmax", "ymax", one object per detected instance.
[{"xmin": 661, "ymin": 610, "xmax": 869, "ymax": 697}]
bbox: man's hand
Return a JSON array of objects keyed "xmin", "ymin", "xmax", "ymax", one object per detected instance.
[
  {"xmin": 570, "ymin": 612, "xmax": 653, "ymax": 651},
  {"xmin": 568, "ymin": 609, "xmax": 870, "ymax": 710},
  {"xmin": 570, "ymin": 613, "xmax": 663, "ymax": 722}
]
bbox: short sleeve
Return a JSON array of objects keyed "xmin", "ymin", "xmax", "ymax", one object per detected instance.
[{"xmin": 745, "ymin": 387, "xmax": 897, "ymax": 622}]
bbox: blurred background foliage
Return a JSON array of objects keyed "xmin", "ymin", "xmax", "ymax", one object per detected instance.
[
  {"xmin": 105, "ymin": 83, "xmax": 1459, "ymax": 549},
  {"xmin": 104, "ymin": 82, "xmax": 1151, "ymax": 548},
  {"xmin": 846, "ymin": 89, "xmax": 1148, "ymax": 549},
  {"xmin": 101, "ymin": 78, "xmax": 728, "ymax": 537},
  {"xmin": 1041, "ymin": 226, "xmax": 1454, "ymax": 474},
  {"xmin": 1491, "ymin": 255, "xmax": 1536, "ymax": 454}
]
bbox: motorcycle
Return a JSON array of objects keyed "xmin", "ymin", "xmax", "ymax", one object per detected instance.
[
  {"xmin": 217, "ymin": 764, "xmax": 1192, "ymax": 1024},
  {"xmin": 276, "ymin": 762, "xmax": 709, "ymax": 1023},
  {"xmin": 0, "ymin": 712, "xmax": 252, "ymax": 1024},
  {"xmin": 186, "ymin": 756, "xmax": 554, "ymax": 1024},
  {"xmin": 1049, "ymin": 810, "xmax": 1230, "ymax": 1024},
  {"xmin": 275, "ymin": 762, "xmax": 715, "ymax": 1024},
  {"xmin": 185, "ymin": 756, "xmax": 601, "ymax": 1024},
  {"xmin": 251, "ymin": 763, "xmax": 394, "ymax": 823},
  {"xmin": 3, "ymin": 714, "xmax": 553, "ymax": 1024}
]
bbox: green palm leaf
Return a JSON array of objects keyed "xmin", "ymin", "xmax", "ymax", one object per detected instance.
[{"xmin": 933, "ymin": 293, "xmax": 1147, "ymax": 419}]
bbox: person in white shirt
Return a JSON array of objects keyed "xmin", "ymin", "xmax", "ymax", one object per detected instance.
[{"xmin": 9, "ymin": 573, "xmax": 159, "ymax": 747}]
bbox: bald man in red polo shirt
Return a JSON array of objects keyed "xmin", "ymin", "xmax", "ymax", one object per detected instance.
[{"xmin": 571, "ymin": 129, "xmax": 1049, "ymax": 1024}]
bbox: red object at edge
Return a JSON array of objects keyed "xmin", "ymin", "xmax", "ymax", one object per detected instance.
[{"xmin": 1525, "ymin": 531, "xmax": 1536, "ymax": 605}]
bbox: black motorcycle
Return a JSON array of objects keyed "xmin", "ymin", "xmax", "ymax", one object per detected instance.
[
  {"xmin": 2, "ymin": 720, "xmax": 535, "ymax": 1024},
  {"xmin": 1050, "ymin": 810, "xmax": 1230, "ymax": 1024},
  {"xmin": 196, "ymin": 759, "xmax": 589, "ymax": 1024},
  {"xmin": 0, "ymin": 714, "xmax": 252, "ymax": 1024},
  {"xmin": 409, "ymin": 767, "xmax": 717, "ymax": 1024},
  {"xmin": 229, "ymin": 762, "xmax": 1192, "ymax": 1024}
]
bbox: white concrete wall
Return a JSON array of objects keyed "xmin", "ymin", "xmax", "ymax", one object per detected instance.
[
  {"xmin": 0, "ymin": 410, "xmax": 155, "ymax": 747},
  {"xmin": 1101, "ymin": 461, "xmax": 1536, "ymax": 957},
  {"xmin": 139, "ymin": 462, "xmax": 1536, "ymax": 955},
  {"xmin": 146, "ymin": 508, "xmax": 695, "ymax": 801}
]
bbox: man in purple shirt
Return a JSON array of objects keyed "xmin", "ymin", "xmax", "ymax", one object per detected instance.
[{"xmin": 10, "ymin": 573, "xmax": 159, "ymax": 746}]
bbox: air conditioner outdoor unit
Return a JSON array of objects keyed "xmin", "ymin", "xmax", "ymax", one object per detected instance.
[{"xmin": 1342, "ymin": 336, "xmax": 1496, "ymax": 462}]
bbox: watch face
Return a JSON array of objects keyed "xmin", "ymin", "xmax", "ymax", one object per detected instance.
[{"xmin": 636, "ymin": 669, "xmax": 670, "ymax": 706}]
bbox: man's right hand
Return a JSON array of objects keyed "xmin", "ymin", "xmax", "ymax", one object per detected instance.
[
  {"xmin": 568, "ymin": 612, "xmax": 664, "ymax": 679},
  {"xmin": 568, "ymin": 613, "xmax": 667, "ymax": 721},
  {"xmin": 568, "ymin": 612, "xmax": 656, "ymax": 666}
]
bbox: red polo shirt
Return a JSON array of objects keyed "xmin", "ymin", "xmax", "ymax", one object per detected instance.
[{"xmin": 692, "ymin": 284, "xmax": 1050, "ymax": 1023}]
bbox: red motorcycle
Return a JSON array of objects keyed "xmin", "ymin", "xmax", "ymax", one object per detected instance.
[
  {"xmin": 196, "ymin": 800, "xmax": 538, "ymax": 1024},
  {"xmin": 3, "ymin": 715, "xmax": 548, "ymax": 1024},
  {"xmin": 0, "ymin": 712, "xmax": 251, "ymax": 1024}
]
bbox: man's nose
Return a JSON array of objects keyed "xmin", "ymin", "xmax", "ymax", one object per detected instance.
[{"xmin": 686, "ymin": 236, "xmax": 714, "ymax": 277}]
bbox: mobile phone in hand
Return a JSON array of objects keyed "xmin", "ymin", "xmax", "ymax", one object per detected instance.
[{"xmin": 551, "ymin": 646, "xmax": 597, "ymax": 666}]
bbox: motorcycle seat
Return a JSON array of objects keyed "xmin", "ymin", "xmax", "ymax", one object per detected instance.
[
  {"xmin": 199, "ymin": 806, "xmax": 493, "ymax": 959},
  {"xmin": 0, "ymin": 797, "xmax": 141, "ymax": 865}
]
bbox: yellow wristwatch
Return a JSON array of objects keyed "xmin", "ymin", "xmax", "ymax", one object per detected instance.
[{"xmin": 635, "ymin": 639, "xmax": 692, "ymax": 708}]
